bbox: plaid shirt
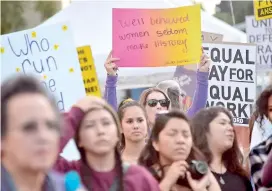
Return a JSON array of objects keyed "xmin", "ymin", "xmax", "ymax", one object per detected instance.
[{"xmin": 249, "ymin": 135, "xmax": 272, "ymax": 191}]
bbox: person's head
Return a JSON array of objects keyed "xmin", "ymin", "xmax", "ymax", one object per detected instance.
[
  {"xmin": 74, "ymin": 99, "xmax": 125, "ymax": 191},
  {"xmin": 157, "ymin": 80, "xmax": 186, "ymax": 110},
  {"xmin": 191, "ymin": 107, "xmax": 247, "ymax": 177},
  {"xmin": 75, "ymin": 100, "xmax": 120, "ymax": 160},
  {"xmin": 256, "ymin": 85, "xmax": 272, "ymax": 125},
  {"xmin": 139, "ymin": 110, "xmax": 204, "ymax": 168},
  {"xmin": 118, "ymin": 99, "xmax": 148, "ymax": 151},
  {"xmin": 1, "ymin": 75, "xmax": 60, "ymax": 172},
  {"xmin": 139, "ymin": 87, "xmax": 170, "ymax": 125}
]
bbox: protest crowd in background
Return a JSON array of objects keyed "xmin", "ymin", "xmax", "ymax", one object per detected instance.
[{"xmin": 1, "ymin": 0, "xmax": 272, "ymax": 191}]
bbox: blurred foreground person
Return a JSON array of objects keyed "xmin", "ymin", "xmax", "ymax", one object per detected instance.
[
  {"xmin": 1, "ymin": 75, "xmax": 65, "ymax": 191},
  {"xmin": 55, "ymin": 96, "xmax": 160, "ymax": 191},
  {"xmin": 138, "ymin": 110, "xmax": 221, "ymax": 191},
  {"xmin": 191, "ymin": 107, "xmax": 253, "ymax": 191}
]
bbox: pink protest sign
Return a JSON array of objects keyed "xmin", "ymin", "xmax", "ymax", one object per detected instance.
[{"xmin": 112, "ymin": 5, "xmax": 201, "ymax": 67}]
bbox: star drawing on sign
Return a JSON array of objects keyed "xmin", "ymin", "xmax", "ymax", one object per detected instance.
[
  {"xmin": 43, "ymin": 75, "xmax": 47, "ymax": 80},
  {"xmin": 62, "ymin": 25, "xmax": 68, "ymax": 31},
  {"xmin": 69, "ymin": 68, "xmax": 74, "ymax": 73},
  {"xmin": 1, "ymin": 47, "xmax": 5, "ymax": 54},
  {"xmin": 54, "ymin": 44, "xmax": 59, "ymax": 50},
  {"xmin": 32, "ymin": 31, "xmax": 37, "ymax": 38},
  {"xmin": 16, "ymin": 67, "xmax": 21, "ymax": 72}
]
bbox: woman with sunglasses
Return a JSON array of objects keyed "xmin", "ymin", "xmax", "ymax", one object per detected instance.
[
  {"xmin": 118, "ymin": 99, "xmax": 149, "ymax": 164},
  {"xmin": 191, "ymin": 107, "xmax": 252, "ymax": 191},
  {"xmin": 54, "ymin": 96, "xmax": 160, "ymax": 191},
  {"xmin": 138, "ymin": 110, "xmax": 221, "ymax": 191},
  {"xmin": 104, "ymin": 51, "xmax": 210, "ymax": 131}
]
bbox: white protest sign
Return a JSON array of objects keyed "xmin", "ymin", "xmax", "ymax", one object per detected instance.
[
  {"xmin": 203, "ymin": 42, "xmax": 257, "ymax": 126},
  {"xmin": 0, "ymin": 23, "xmax": 85, "ymax": 111},
  {"xmin": 246, "ymin": 15, "xmax": 272, "ymax": 71}
]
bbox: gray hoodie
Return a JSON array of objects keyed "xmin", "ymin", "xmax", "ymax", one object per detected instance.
[{"xmin": 1, "ymin": 165, "xmax": 65, "ymax": 191}]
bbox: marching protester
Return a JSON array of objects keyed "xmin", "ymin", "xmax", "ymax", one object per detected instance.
[
  {"xmin": 249, "ymin": 85, "xmax": 272, "ymax": 190},
  {"xmin": 54, "ymin": 96, "xmax": 160, "ymax": 190},
  {"xmin": 118, "ymin": 99, "xmax": 149, "ymax": 164},
  {"xmin": 138, "ymin": 110, "xmax": 221, "ymax": 191},
  {"xmin": 104, "ymin": 51, "xmax": 210, "ymax": 133},
  {"xmin": 191, "ymin": 107, "xmax": 253, "ymax": 191},
  {"xmin": 1, "ymin": 75, "xmax": 65, "ymax": 191}
]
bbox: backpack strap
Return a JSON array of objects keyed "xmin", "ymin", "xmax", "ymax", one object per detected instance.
[{"xmin": 109, "ymin": 163, "xmax": 131, "ymax": 191}]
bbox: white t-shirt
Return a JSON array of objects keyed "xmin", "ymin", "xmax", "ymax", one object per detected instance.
[{"xmin": 250, "ymin": 117, "xmax": 272, "ymax": 150}]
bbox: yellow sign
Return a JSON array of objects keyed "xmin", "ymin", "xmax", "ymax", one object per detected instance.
[
  {"xmin": 254, "ymin": 0, "xmax": 272, "ymax": 20},
  {"xmin": 77, "ymin": 46, "xmax": 101, "ymax": 97}
]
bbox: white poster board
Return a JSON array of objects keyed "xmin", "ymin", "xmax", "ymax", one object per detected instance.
[
  {"xmin": 246, "ymin": 15, "xmax": 272, "ymax": 71},
  {"xmin": 1, "ymin": 22, "xmax": 85, "ymax": 111},
  {"xmin": 203, "ymin": 42, "xmax": 257, "ymax": 126}
]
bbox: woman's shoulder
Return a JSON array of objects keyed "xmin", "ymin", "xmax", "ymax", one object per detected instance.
[
  {"xmin": 124, "ymin": 164, "xmax": 160, "ymax": 190},
  {"xmin": 54, "ymin": 157, "xmax": 81, "ymax": 174}
]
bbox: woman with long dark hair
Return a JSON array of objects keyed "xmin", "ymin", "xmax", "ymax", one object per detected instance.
[
  {"xmin": 249, "ymin": 85, "xmax": 272, "ymax": 190},
  {"xmin": 191, "ymin": 107, "xmax": 252, "ymax": 191},
  {"xmin": 54, "ymin": 97, "xmax": 160, "ymax": 190},
  {"xmin": 138, "ymin": 110, "xmax": 221, "ymax": 191},
  {"xmin": 118, "ymin": 99, "xmax": 148, "ymax": 164}
]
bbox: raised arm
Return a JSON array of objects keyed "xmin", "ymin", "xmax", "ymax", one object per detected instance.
[
  {"xmin": 55, "ymin": 96, "xmax": 108, "ymax": 172},
  {"xmin": 187, "ymin": 53, "xmax": 210, "ymax": 118},
  {"xmin": 103, "ymin": 51, "xmax": 120, "ymax": 111},
  {"xmin": 59, "ymin": 107, "xmax": 84, "ymax": 152}
]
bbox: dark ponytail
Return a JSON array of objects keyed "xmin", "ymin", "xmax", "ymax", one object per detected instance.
[{"xmin": 115, "ymin": 147, "xmax": 124, "ymax": 191}]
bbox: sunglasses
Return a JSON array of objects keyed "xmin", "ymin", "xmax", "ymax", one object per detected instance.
[{"xmin": 147, "ymin": 99, "xmax": 169, "ymax": 108}]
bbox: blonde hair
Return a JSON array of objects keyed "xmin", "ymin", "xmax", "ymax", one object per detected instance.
[{"xmin": 139, "ymin": 87, "xmax": 171, "ymax": 109}]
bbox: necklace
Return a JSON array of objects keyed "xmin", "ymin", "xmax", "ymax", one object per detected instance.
[
  {"xmin": 219, "ymin": 164, "xmax": 225, "ymax": 185},
  {"xmin": 219, "ymin": 176, "xmax": 225, "ymax": 185},
  {"xmin": 211, "ymin": 164, "xmax": 225, "ymax": 185}
]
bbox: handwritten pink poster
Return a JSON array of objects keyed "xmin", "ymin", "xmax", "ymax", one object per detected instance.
[{"xmin": 112, "ymin": 5, "xmax": 201, "ymax": 67}]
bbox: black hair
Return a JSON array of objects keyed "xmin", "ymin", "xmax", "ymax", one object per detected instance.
[
  {"xmin": 255, "ymin": 85, "xmax": 272, "ymax": 128},
  {"xmin": 117, "ymin": 100, "xmax": 148, "ymax": 152},
  {"xmin": 1, "ymin": 74, "xmax": 60, "ymax": 137}
]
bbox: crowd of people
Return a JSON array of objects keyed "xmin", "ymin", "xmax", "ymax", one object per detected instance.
[{"xmin": 1, "ymin": 50, "xmax": 272, "ymax": 191}]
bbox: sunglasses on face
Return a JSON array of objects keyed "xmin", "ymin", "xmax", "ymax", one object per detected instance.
[{"xmin": 147, "ymin": 99, "xmax": 169, "ymax": 108}]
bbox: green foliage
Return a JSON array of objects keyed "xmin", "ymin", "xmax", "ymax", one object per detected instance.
[
  {"xmin": 214, "ymin": 1, "xmax": 254, "ymax": 25},
  {"xmin": 1, "ymin": 1, "xmax": 60, "ymax": 35},
  {"xmin": 35, "ymin": 1, "xmax": 60, "ymax": 23},
  {"xmin": 1, "ymin": 1, "xmax": 26, "ymax": 35}
]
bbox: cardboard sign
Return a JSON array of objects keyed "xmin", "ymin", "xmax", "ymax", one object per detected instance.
[
  {"xmin": 202, "ymin": 31, "xmax": 223, "ymax": 43},
  {"xmin": 254, "ymin": 0, "xmax": 272, "ymax": 21},
  {"xmin": 0, "ymin": 23, "xmax": 86, "ymax": 111},
  {"xmin": 246, "ymin": 15, "xmax": 272, "ymax": 70},
  {"xmin": 112, "ymin": 5, "xmax": 201, "ymax": 67},
  {"xmin": 203, "ymin": 42, "xmax": 257, "ymax": 126},
  {"xmin": 77, "ymin": 46, "xmax": 101, "ymax": 97}
]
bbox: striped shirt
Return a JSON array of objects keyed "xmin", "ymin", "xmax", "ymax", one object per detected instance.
[{"xmin": 249, "ymin": 135, "xmax": 272, "ymax": 190}]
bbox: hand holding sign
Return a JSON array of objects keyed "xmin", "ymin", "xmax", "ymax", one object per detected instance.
[
  {"xmin": 104, "ymin": 51, "xmax": 120, "ymax": 76},
  {"xmin": 198, "ymin": 53, "xmax": 211, "ymax": 73}
]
